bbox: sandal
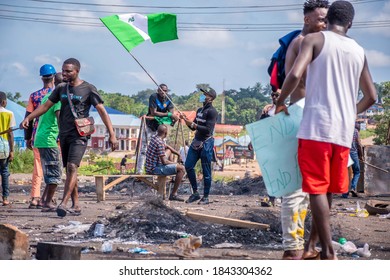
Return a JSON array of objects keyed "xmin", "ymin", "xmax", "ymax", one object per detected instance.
[
  {"xmin": 29, "ymin": 197, "xmax": 41, "ymax": 209},
  {"xmin": 301, "ymin": 250, "xmax": 321, "ymax": 260},
  {"xmin": 41, "ymin": 206, "xmax": 57, "ymax": 212},
  {"xmin": 56, "ymin": 205, "xmax": 81, "ymax": 217},
  {"xmin": 282, "ymin": 249, "xmax": 303, "ymax": 260}
]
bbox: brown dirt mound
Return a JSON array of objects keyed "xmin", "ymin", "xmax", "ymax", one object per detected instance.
[{"xmin": 86, "ymin": 197, "xmax": 281, "ymax": 247}]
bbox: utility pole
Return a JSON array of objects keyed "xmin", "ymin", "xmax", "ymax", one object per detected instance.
[{"xmin": 221, "ymin": 79, "xmax": 225, "ymax": 124}]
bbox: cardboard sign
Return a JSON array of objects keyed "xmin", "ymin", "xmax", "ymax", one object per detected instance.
[{"xmin": 246, "ymin": 100, "xmax": 304, "ymax": 197}]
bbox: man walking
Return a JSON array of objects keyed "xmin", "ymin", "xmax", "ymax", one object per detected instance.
[
  {"xmin": 276, "ymin": 1, "xmax": 377, "ymax": 259},
  {"xmin": 181, "ymin": 87, "xmax": 218, "ymax": 205},
  {"xmin": 21, "ymin": 58, "xmax": 118, "ymax": 217},
  {"xmin": 34, "ymin": 72, "xmax": 63, "ymax": 211},
  {"xmin": 25, "ymin": 64, "xmax": 56, "ymax": 209},
  {"xmin": 280, "ymin": 0, "xmax": 329, "ymax": 260}
]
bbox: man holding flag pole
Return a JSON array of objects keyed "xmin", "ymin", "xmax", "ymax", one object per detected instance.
[{"xmin": 101, "ymin": 12, "xmax": 182, "ymax": 174}]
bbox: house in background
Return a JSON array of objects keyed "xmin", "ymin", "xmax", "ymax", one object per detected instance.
[{"xmin": 89, "ymin": 107, "xmax": 141, "ymax": 152}]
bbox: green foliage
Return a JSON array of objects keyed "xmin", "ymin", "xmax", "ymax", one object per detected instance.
[
  {"xmin": 98, "ymin": 90, "xmax": 148, "ymax": 116},
  {"xmin": 372, "ymin": 81, "xmax": 390, "ymax": 145},
  {"xmin": 359, "ymin": 128, "xmax": 375, "ymax": 139},
  {"xmin": 373, "ymin": 111, "xmax": 390, "ymax": 145},
  {"xmin": 78, "ymin": 159, "xmax": 118, "ymax": 175},
  {"xmin": 9, "ymin": 149, "xmax": 34, "ymax": 173},
  {"xmin": 6, "ymin": 92, "xmax": 25, "ymax": 107},
  {"xmin": 213, "ymin": 174, "xmax": 235, "ymax": 183}
]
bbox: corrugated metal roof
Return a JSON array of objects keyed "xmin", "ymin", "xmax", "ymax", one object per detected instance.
[
  {"xmin": 90, "ymin": 106, "xmax": 126, "ymax": 115},
  {"xmin": 90, "ymin": 111, "xmax": 140, "ymax": 127},
  {"xmin": 214, "ymin": 135, "xmax": 239, "ymax": 146}
]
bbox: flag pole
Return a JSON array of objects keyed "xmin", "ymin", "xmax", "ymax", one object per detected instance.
[{"xmin": 128, "ymin": 52, "xmax": 184, "ymax": 115}]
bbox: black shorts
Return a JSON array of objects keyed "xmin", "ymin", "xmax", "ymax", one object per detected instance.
[{"xmin": 59, "ymin": 134, "xmax": 88, "ymax": 167}]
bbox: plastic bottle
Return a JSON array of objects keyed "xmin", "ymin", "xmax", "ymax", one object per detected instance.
[
  {"xmin": 341, "ymin": 241, "xmax": 358, "ymax": 254},
  {"xmin": 101, "ymin": 241, "xmax": 113, "ymax": 253},
  {"xmin": 94, "ymin": 224, "xmax": 104, "ymax": 237},
  {"xmin": 356, "ymin": 243, "xmax": 371, "ymax": 258},
  {"xmin": 338, "ymin": 237, "xmax": 347, "ymax": 245},
  {"xmin": 356, "ymin": 201, "xmax": 369, "ymax": 218}
]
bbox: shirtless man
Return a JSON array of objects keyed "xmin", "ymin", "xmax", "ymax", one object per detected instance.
[{"xmin": 281, "ymin": 0, "xmax": 329, "ymax": 260}]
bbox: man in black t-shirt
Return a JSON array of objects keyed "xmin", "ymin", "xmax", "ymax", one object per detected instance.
[
  {"xmin": 181, "ymin": 87, "xmax": 218, "ymax": 205},
  {"xmin": 21, "ymin": 57, "xmax": 118, "ymax": 217},
  {"xmin": 136, "ymin": 83, "xmax": 179, "ymax": 174}
]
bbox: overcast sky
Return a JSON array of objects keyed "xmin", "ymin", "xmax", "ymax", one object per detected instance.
[{"xmin": 0, "ymin": 0, "xmax": 389, "ymax": 100}]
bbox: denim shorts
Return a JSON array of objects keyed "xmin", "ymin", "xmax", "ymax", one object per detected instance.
[
  {"xmin": 38, "ymin": 148, "xmax": 63, "ymax": 185},
  {"xmin": 151, "ymin": 163, "xmax": 177, "ymax": 176}
]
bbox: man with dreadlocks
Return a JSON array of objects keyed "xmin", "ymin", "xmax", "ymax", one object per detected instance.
[{"xmin": 276, "ymin": 1, "xmax": 376, "ymax": 260}]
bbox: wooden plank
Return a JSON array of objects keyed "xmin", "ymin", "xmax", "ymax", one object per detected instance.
[
  {"xmin": 137, "ymin": 177, "xmax": 159, "ymax": 191},
  {"xmin": 157, "ymin": 176, "xmax": 167, "ymax": 199},
  {"xmin": 94, "ymin": 174, "xmax": 167, "ymax": 201},
  {"xmin": 185, "ymin": 211, "xmax": 269, "ymax": 230},
  {"xmin": 95, "ymin": 175, "xmax": 105, "ymax": 202},
  {"xmin": 103, "ymin": 175, "xmax": 131, "ymax": 191}
]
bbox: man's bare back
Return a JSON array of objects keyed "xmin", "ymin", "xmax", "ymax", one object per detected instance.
[{"xmin": 285, "ymin": 35, "xmax": 306, "ymax": 104}]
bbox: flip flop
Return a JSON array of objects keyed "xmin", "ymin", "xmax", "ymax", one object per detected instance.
[
  {"xmin": 56, "ymin": 205, "xmax": 67, "ymax": 217},
  {"xmin": 301, "ymin": 250, "xmax": 321, "ymax": 260},
  {"xmin": 56, "ymin": 205, "xmax": 82, "ymax": 217},
  {"xmin": 41, "ymin": 207, "xmax": 57, "ymax": 212}
]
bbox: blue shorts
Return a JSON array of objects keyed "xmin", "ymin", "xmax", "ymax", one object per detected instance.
[
  {"xmin": 151, "ymin": 163, "xmax": 177, "ymax": 176},
  {"xmin": 38, "ymin": 147, "xmax": 63, "ymax": 185}
]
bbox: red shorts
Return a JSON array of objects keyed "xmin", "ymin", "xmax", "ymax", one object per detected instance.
[{"xmin": 298, "ymin": 139, "xmax": 350, "ymax": 194}]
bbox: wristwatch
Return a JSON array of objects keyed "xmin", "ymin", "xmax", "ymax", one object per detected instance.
[{"xmin": 191, "ymin": 122, "xmax": 195, "ymax": 129}]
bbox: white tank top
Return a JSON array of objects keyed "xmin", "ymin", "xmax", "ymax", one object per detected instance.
[{"xmin": 297, "ymin": 31, "xmax": 365, "ymax": 148}]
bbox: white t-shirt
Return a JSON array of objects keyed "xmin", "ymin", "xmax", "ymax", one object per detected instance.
[
  {"xmin": 179, "ymin": 145, "xmax": 189, "ymax": 163},
  {"xmin": 297, "ymin": 31, "xmax": 365, "ymax": 148}
]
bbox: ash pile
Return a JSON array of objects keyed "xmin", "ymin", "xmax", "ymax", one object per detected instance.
[{"xmin": 86, "ymin": 197, "xmax": 282, "ymax": 247}]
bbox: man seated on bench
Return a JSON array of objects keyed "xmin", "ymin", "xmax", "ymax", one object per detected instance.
[{"xmin": 145, "ymin": 124, "xmax": 185, "ymax": 201}]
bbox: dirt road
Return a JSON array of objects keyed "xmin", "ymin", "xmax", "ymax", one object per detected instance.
[{"xmin": 1, "ymin": 169, "xmax": 389, "ymax": 260}]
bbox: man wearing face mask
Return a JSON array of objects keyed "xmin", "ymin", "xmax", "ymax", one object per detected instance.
[{"xmin": 181, "ymin": 87, "xmax": 218, "ymax": 205}]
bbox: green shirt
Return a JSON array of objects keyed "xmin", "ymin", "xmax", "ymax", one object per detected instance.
[{"xmin": 34, "ymin": 93, "xmax": 61, "ymax": 148}]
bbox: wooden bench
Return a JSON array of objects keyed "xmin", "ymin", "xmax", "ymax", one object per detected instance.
[{"xmin": 94, "ymin": 174, "xmax": 168, "ymax": 202}]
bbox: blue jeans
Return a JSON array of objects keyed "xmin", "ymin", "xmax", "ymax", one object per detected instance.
[
  {"xmin": 0, "ymin": 158, "xmax": 10, "ymax": 198},
  {"xmin": 151, "ymin": 163, "xmax": 177, "ymax": 176},
  {"xmin": 350, "ymin": 152, "xmax": 360, "ymax": 191},
  {"xmin": 185, "ymin": 138, "xmax": 214, "ymax": 197}
]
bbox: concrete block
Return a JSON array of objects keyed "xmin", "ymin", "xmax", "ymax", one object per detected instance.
[
  {"xmin": 364, "ymin": 145, "xmax": 390, "ymax": 195},
  {"xmin": 0, "ymin": 224, "xmax": 29, "ymax": 260},
  {"xmin": 36, "ymin": 242, "xmax": 81, "ymax": 260}
]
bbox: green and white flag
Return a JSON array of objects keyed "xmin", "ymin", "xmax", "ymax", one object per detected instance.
[{"xmin": 100, "ymin": 13, "xmax": 178, "ymax": 52}]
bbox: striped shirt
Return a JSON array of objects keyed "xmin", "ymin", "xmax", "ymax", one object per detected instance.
[{"xmin": 145, "ymin": 134, "xmax": 165, "ymax": 174}]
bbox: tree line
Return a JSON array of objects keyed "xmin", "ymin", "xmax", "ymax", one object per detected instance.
[{"xmin": 5, "ymin": 81, "xmax": 390, "ymax": 144}]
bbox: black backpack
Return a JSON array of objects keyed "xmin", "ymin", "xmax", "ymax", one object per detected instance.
[{"xmin": 268, "ymin": 30, "xmax": 301, "ymax": 92}]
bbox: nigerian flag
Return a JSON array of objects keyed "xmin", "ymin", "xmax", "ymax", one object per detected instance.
[{"xmin": 100, "ymin": 13, "xmax": 178, "ymax": 52}]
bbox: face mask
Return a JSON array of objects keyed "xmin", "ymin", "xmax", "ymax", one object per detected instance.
[{"xmin": 199, "ymin": 94, "xmax": 206, "ymax": 103}]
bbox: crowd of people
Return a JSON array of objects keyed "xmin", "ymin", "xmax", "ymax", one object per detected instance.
[{"xmin": 0, "ymin": 0, "xmax": 377, "ymax": 260}]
